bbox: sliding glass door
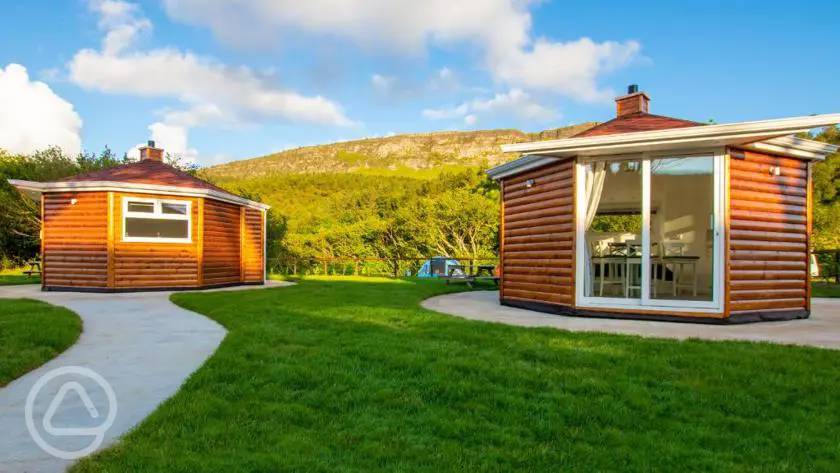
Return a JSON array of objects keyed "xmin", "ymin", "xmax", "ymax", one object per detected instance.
[
  {"xmin": 577, "ymin": 153, "xmax": 722, "ymax": 311},
  {"xmin": 581, "ymin": 160, "xmax": 642, "ymax": 300},
  {"xmin": 648, "ymin": 157, "xmax": 716, "ymax": 304}
]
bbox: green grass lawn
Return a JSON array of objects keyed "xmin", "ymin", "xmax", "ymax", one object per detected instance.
[
  {"xmin": 74, "ymin": 277, "xmax": 840, "ymax": 472},
  {"xmin": 0, "ymin": 268, "xmax": 41, "ymax": 286},
  {"xmin": 0, "ymin": 298, "xmax": 82, "ymax": 387},
  {"xmin": 812, "ymin": 282, "xmax": 840, "ymax": 297}
]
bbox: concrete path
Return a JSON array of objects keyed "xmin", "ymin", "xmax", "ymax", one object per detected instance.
[
  {"xmin": 423, "ymin": 291, "xmax": 840, "ymax": 350},
  {"xmin": 0, "ymin": 281, "xmax": 290, "ymax": 473}
]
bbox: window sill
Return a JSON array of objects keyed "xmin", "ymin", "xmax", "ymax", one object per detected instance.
[{"xmin": 121, "ymin": 237, "xmax": 193, "ymax": 244}]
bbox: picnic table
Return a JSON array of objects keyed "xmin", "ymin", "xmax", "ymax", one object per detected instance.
[
  {"xmin": 444, "ymin": 264, "xmax": 499, "ymax": 287},
  {"xmin": 23, "ymin": 259, "xmax": 41, "ymax": 278}
]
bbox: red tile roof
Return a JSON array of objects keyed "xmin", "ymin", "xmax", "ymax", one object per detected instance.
[
  {"xmin": 57, "ymin": 159, "xmax": 235, "ymax": 196},
  {"xmin": 573, "ymin": 112, "xmax": 704, "ymax": 138}
]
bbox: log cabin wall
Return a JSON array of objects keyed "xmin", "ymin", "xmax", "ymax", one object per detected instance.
[
  {"xmin": 242, "ymin": 208, "xmax": 264, "ymax": 282},
  {"xmin": 41, "ymin": 190, "xmax": 263, "ymax": 291},
  {"xmin": 112, "ymin": 192, "xmax": 201, "ymax": 289},
  {"xmin": 500, "ymin": 158, "xmax": 575, "ymax": 308},
  {"xmin": 202, "ymin": 198, "xmax": 242, "ymax": 286},
  {"xmin": 42, "ymin": 192, "xmax": 109, "ymax": 288},
  {"xmin": 727, "ymin": 148, "xmax": 810, "ymax": 318}
]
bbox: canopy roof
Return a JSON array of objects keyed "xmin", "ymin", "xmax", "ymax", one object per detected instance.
[{"xmin": 489, "ymin": 113, "xmax": 840, "ymax": 179}]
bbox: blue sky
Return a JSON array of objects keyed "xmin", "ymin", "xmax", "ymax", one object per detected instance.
[{"xmin": 0, "ymin": 0, "xmax": 838, "ymax": 166}]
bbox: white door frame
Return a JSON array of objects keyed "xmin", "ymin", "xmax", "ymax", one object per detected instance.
[{"xmin": 574, "ymin": 149, "xmax": 725, "ymax": 314}]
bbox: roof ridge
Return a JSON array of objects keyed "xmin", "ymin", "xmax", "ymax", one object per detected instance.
[
  {"xmin": 53, "ymin": 159, "xmax": 244, "ymax": 201},
  {"xmin": 636, "ymin": 112, "xmax": 704, "ymax": 125},
  {"xmin": 572, "ymin": 112, "xmax": 704, "ymax": 138},
  {"xmin": 58, "ymin": 159, "xmax": 144, "ymax": 181}
]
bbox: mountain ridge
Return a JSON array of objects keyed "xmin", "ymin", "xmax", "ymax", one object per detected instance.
[{"xmin": 203, "ymin": 122, "xmax": 597, "ymax": 180}]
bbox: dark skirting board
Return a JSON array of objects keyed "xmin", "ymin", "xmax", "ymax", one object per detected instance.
[{"xmin": 501, "ymin": 298, "xmax": 809, "ymax": 325}]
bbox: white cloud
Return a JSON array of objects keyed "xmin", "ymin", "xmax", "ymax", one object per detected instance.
[
  {"xmin": 429, "ymin": 67, "xmax": 459, "ymax": 92},
  {"xmin": 371, "ymin": 74, "xmax": 396, "ymax": 94},
  {"xmin": 69, "ymin": 44, "xmax": 353, "ymax": 127},
  {"xmin": 422, "ymin": 88, "xmax": 557, "ymax": 124},
  {"xmin": 422, "ymin": 103, "xmax": 468, "ymax": 120},
  {"xmin": 90, "ymin": 0, "xmax": 152, "ymax": 55},
  {"xmin": 127, "ymin": 121, "xmax": 198, "ymax": 163},
  {"xmin": 0, "ymin": 64, "xmax": 82, "ymax": 155},
  {"xmin": 490, "ymin": 37, "xmax": 641, "ymax": 102},
  {"xmin": 162, "ymin": 0, "xmax": 640, "ymax": 102},
  {"xmin": 371, "ymin": 68, "xmax": 461, "ymax": 100},
  {"xmin": 71, "ymin": 1, "xmax": 354, "ymax": 163}
]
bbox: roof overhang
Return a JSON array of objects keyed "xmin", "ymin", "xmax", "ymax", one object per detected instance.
[
  {"xmin": 739, "ymin": 135, "xmax": 838, "ymax": 160},
  {"xmin": 7, "ymin": 179, "xmax": 271, "ymax": 211},
  {"xmin": 489, "ymin": 113, "xmax": 840, "ymax": 179}
]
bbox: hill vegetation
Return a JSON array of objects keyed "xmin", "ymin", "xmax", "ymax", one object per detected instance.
[
  {"xmin": 202, "ymin": 124, "xmax": 595, "ymax": 180},
  {"xmin": 202, "ymin": 124, "xmax": 595, "ymax": 274}
]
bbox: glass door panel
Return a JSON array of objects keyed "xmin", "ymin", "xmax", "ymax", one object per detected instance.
[
  {"xmin": 647, "ymin": 156, "xmax": 715, "ymax": 302},
  {"xmin": 582, "ymin": 160, "xmax": 642, "ymax": 299}
]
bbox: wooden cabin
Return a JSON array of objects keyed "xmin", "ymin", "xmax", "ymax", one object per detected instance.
[
  {"xmin": 9, "ymin": 141, "xmax": 269, "ymax": 292},
  {"xmin": 488, "ymin": 86, "xmax": 840, "ymax": 323}
]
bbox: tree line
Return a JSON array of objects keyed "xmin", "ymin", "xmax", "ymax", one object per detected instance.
[
  {"xmin": 1, "ymin": 125, "xmax": 839, "ymax": 272},
  {"xmin": 221, "ymin": 169, "xmax": 500, "ymax": 275}
]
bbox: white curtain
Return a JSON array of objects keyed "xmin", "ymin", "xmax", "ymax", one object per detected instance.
[{"xmin": 583, "ymin": 162, "xmax": 606, "ymax": 296}]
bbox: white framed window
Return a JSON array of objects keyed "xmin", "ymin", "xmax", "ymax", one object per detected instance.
[{"xmin": 122, "ymin": 197, "xmax": 192, "ymax": 243}]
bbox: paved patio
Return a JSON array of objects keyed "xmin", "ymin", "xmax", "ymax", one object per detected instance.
[
  {"xmin": 423, "ymin": 290, "xmax": 840, "ymax": 350},
  {"xmin": 0, "ymin": 281, "xmax": 290, "ymax": 473}
]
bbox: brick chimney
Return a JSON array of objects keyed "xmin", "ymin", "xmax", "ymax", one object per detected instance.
[
  {"xmin": 615, "ymin": 84, "xmax": 650, "ymax": 117},
  {"xmin": 139, "ymin": 140, "xmax": 164, "ymax": 162}
]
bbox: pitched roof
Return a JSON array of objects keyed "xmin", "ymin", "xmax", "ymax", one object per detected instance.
[
  {"xmin": 58, "ymin": 159, "xmax": 231, "ymax": 194},
  {"xmin": 7, "ymin": 158, "xmax": 272, "ymax": 209},
  {"xmin": 573, "ymin": 112, "xmax": 704, "ymax": 137}
]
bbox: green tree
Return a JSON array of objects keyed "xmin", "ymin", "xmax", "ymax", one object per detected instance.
[{"xmin": 808, "ymin": 126, "xmax": 840, "ymax": 249}]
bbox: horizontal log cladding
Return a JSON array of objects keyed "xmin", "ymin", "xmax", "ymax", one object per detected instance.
[
  {"xmin": 113, "ymin": 193, "xmax": 200, "ymax": 288},
  {"xmin": 43, "ymin": 192, "xmax": 108, "ymax": 287},
  {"xmin": 242, "ymin": 208, "xmax": 264, "ymax": 282},
  {"xmin": 41, "ymin": 189, "xmax": 263, "ymax": 290},
  {"xmin": 501, "ymin": 159, "xmax": 575, "ymax": 307},
  {"xmin": 203, "ymin": 199, "xmax": 241, "ymax": 286},
  {"xmin": 728, "ymin": 148, "xmax": 809, "ymax": 315}
]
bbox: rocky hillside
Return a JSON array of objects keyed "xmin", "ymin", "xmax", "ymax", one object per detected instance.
[{"xmin": 203, "ymin": 123, "xmax": 596, "ymax": 180}]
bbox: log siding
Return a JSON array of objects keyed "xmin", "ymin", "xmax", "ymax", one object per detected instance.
[
  {"xmin": 41, "ymin": 191, "xmax": 264, "ymax": 291},
  {"xmin": 203, "ymin": 199, "xmax": 242, "ymax": 286},
  {"xmin": 42, "ymin": 192, "xmax": 109, "ymax": 288},
  {"xmin": 242, "ymin": 208, "xmax": 264, "ymax": 282},
  {"xmin": 727, "ymin": 148, "xmax": 809, "ymax": 315},
  {"xmin": 500, "ymin": 159, "xmax": 575, "ymax": 307},
  {"xmin": 113, "ymin": 193, "xmax": 201, "ymax": 289}
]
